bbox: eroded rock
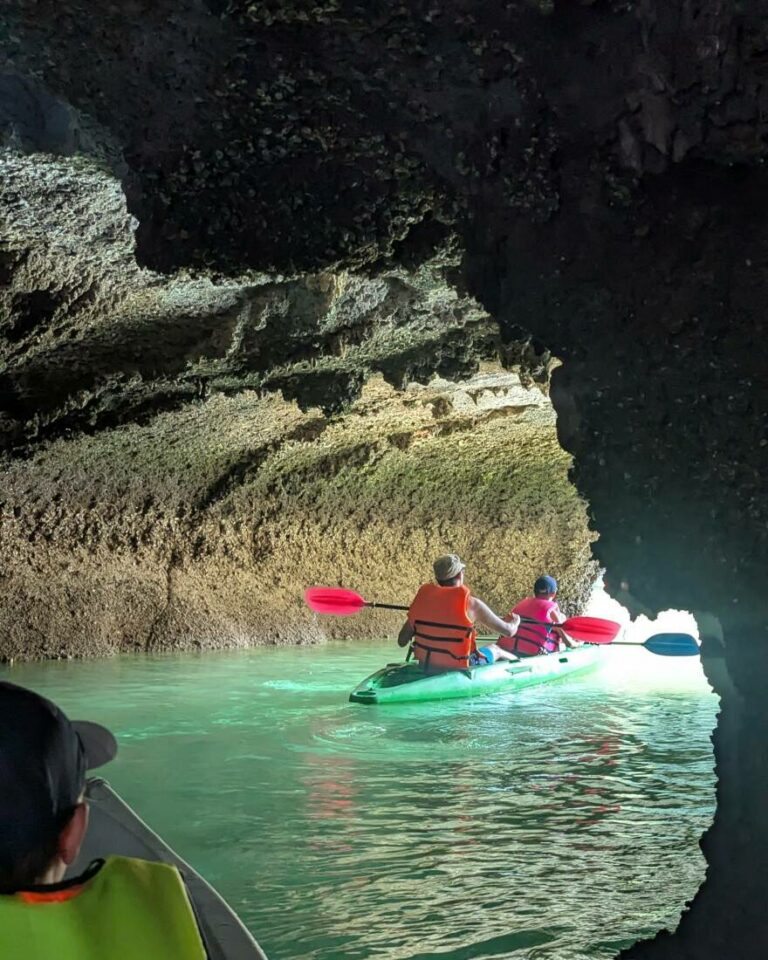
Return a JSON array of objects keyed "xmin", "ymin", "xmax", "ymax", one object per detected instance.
[{"xmin": 0, "ymin": 369, "xmax": 595, "ymax": 657}]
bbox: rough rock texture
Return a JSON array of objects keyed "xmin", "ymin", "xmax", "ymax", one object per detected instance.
[
  {"xmin": 0, "ymin": 150, "xmax": 523, "ymax": 451},
  {"xmin": 2, "ymin": 0, "xmax": 768, "ymax": 957},
  {"xmin": 0, "ymin": 369, "xmax": 595, "ymax": 657}
]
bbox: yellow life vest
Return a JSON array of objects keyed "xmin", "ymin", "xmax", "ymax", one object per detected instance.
[{"xmin": 0, "ymin": 856, "xmax": 207, "ymax": 960}]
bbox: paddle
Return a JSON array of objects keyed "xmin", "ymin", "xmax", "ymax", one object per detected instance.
[
  {"xmin": 476, "ymin": 631, "xmax": 701, "ymax": 657},
  {"xmin": 304, "ymin": 586, "xmax": 622, "ymax": 643},
  {"xmin": 621, "ymin": 633, "xmax": 700, "ymax": 656},
  {"xmin": 305, "ymin": 586, "xmax": 407, "ymax": 615}
]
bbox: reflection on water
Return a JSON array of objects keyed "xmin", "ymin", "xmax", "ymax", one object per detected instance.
[{"xmin": 2, "ymin": 642, "xmax": 717, "ymax": 960}]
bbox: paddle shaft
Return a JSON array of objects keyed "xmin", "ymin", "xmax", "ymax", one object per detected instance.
[
  {"xmin": 367, "ymin": 600, "xmax": 571, "ymax": 631},
  {"xmin": 478, "ymin": 634, "xmax": 623, "ymax": 644},
  {"xmin": 365, "ymin": 601, "xmax": 409, "ymax": 611},
  {"xmin": 477, "ymin": 633, "xmax": 700, "ymax": 656},
  {"xmin": 306, "ymin": 588, "xmax": 617, "ymax": 642}
]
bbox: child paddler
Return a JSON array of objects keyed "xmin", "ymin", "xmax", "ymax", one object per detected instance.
[
  {"xmin": 397, "ymin": 554, "xmax": 521, "ymax": 670},
  {"xmin": 498, "ymin": 574, "xmax": 579, "ymax": 657}
]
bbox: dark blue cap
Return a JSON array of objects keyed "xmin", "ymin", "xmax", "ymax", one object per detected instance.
[{"xmin": 534, "ymin": 575, "xmax": 558, "ymax": 595}]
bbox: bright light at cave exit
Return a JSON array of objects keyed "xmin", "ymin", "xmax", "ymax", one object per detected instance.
[
  {"xmin": 583, "ymin": 577, "xmax": 705, "ymax": 684},
  {"xmin": 584, "ymin": 576, "xmax": 699, "ymax": 642}
]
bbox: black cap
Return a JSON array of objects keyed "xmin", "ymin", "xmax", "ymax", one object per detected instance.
[{"xmin": 0, "ymin": 682, "xmax": 117, "ymax": 853}]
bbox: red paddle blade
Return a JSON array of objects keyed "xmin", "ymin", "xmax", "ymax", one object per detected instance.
[
  {"xmin": 561, "ymin": 616, "xmax": 622, "ymax": 643},
  {"xmin": 304, "ymin": 586, "xmax": 367, "ymax": 616}
]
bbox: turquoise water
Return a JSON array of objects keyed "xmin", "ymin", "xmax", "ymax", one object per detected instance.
[{"xmin": 2, "ymin": 643, "xmax": 717, "ymax": 960}]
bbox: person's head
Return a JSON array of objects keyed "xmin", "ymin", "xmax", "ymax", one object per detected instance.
[
  {"xmin": 433, "ymin": 554, "xmax": 466, "ymax": 587},
  {"xmin": 0, "ymin": 682, "xmax": 117, "ymax": 893},
  {"xmin": 534, "ymin": 575, "xmax": 558, "ymax": 599}
]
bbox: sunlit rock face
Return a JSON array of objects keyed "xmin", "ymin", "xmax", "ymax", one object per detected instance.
[
  {"xmin": 2, "ymin": 1, "xmax": 768, "ymax": 957},
  {"xmin": 0, "ymin": 367, "xmax": 595, "ymax": 657}
]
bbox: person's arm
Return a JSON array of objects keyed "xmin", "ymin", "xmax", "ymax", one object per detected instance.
[
  {"xmin": 469, "ymin": 597, "xmax": 520, "ymax": 637},
  {"xmin": 397, "ymin": 620, "xmax": 415, "ymax": 648},
  {"xmin": 548, "ymin": 604, "xmax": 579, "ymax": 647},
  {"xmin": 549, "ymin": 603, "xmax": 566, "ymax": 625}
]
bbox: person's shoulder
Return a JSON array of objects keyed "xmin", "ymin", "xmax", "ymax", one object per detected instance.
[
  {"xmin": 468, "ymin": 594, "xmax": 491, "ymax": 613},
  {"xmin": 410, "ymin": 582, "xmax": 431, "ymax": 601},
  {"xmin": 102, "ymin": 855, "xmax": 186, "ymax": 887}
]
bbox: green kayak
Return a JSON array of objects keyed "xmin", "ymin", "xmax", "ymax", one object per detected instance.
[{"xmin": 349, "ymin": 646, "xmax": 602, "ymax": 705}]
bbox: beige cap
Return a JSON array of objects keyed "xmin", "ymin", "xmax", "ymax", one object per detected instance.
[{"xmin": 433, "ymin": 554, "xmax": 466, "ymax": 581}]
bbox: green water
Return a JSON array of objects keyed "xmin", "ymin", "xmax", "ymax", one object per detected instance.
[{"xmin": 2, "ymin": 643, "xmax": 717, "ymax": 960}]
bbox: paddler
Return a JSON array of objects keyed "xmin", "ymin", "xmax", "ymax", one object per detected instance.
[
  {"xmin": 498, "ymin": 574, "xmax": 579, "ymax": 657},
  {"xmin": 0, "ymin": 681, "xmax": 210, "ymax": 959},
  {"xmin": 397, "ymin": 554, "xmax": 520, "ymax": 671}
]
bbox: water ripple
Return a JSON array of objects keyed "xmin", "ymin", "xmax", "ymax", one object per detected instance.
[{"xmin": 2, "ymin": 643, "xmax": 718, "ymax": 960}]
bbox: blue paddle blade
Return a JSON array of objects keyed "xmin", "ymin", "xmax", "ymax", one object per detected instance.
[{"xmin": 644, "ymin": 633, "xmax": 700, "ymax": 657}]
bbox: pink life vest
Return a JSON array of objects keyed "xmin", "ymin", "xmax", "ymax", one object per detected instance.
[{"xmin": 499, "ymin": 597, "xmax": 561, "ymax": 656}]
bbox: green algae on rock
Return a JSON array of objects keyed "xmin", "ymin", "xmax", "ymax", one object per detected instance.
[{"xmin": 0, "ymin": 367, "xmax": 596, "ymax": 660}]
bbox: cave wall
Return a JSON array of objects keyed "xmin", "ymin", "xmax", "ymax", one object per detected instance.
[
  {"xmin": 2, "ymin": 0, "xmax": 768, "ymax": 956},
  {"xmin": 0, "ymin": 371, "xmax": 595, "ymax": 658}
]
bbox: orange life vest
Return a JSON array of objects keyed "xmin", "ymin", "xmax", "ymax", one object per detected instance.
[{"xmin": 408, "ymin": 583, "xmax": 477, "ymax": 670}]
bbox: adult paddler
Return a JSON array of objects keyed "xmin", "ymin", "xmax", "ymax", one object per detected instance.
[{"xmin": 397, "ymin": 554, "xmax": 520, "ymax": 671}]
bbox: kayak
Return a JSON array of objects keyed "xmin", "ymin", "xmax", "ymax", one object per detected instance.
[
  {"xmin": 349, "ymin": 646, "xmax": 602, "ymax": 705},
  {"xmin": 69, "ymin": 778, "xmax": 268, "ymax": 960}
]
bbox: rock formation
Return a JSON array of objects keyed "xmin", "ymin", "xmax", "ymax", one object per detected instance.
[{"xmin": 1, "ymin": 1, "xmax": 767, "ymax": 956}]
